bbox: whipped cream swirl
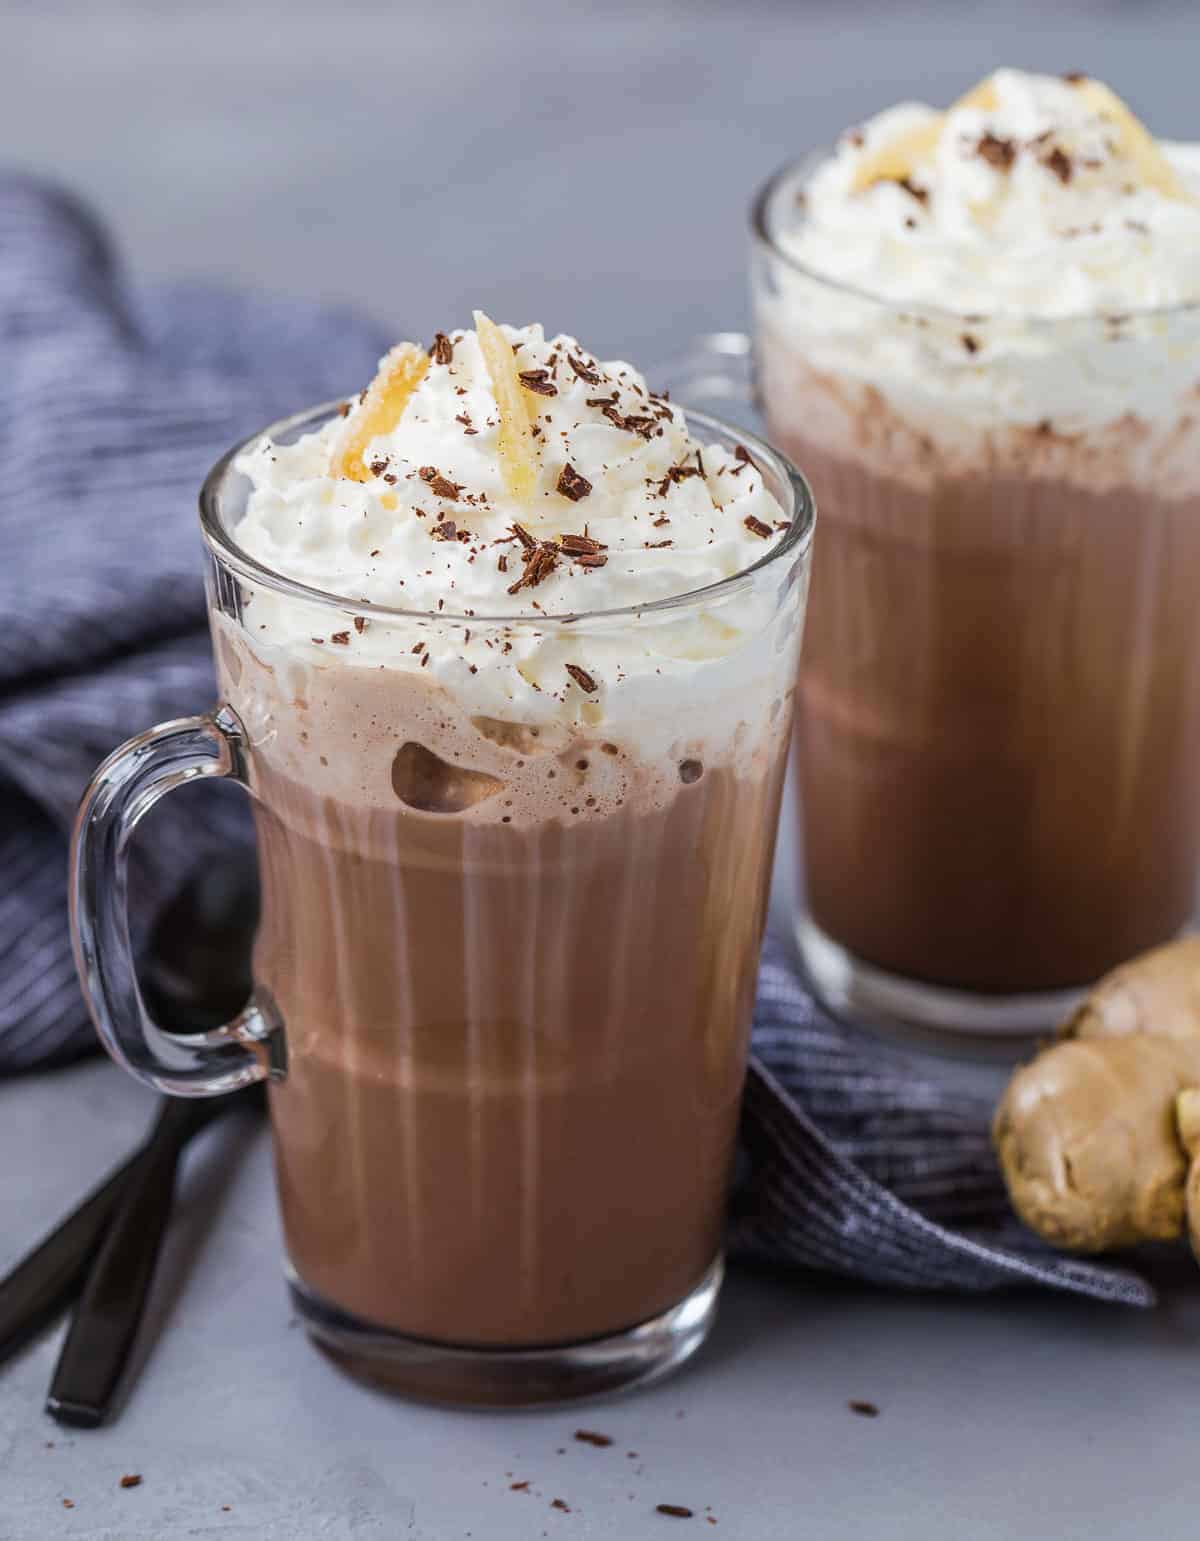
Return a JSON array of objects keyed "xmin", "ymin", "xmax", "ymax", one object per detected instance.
[
  {"xmin": 779, "ymin": 68, "xmax": 1200, "ymax": 318},
  {"xmin": 234, "ymin": 319, "xmax": 785, "ymax": 618},
  {"xmin": 226, "ymin": 319, "xmax": 796, "ymax": 755},
  {"xmin": 761, "ymin": 70, "xmax": 1200, "ymax": 437}
]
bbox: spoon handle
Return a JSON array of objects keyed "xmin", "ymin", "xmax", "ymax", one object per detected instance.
[
  {"xmin": 0, "ymin": 1103, "xmax": 172, "ymax": 1367},
  {"xmin": 45, "ymin": 1099, "xmax": 206, "ymax": 1427}
]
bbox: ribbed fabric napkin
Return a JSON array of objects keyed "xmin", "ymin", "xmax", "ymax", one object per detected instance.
[{"xmin": 0, "ymin": 175, "xmax": 1154, "ymax": 1308}]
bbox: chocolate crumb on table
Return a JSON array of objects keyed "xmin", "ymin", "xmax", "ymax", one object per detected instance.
[
  {"xmin": 574, "ymin": 1429, "xmax": 613, "ymax": 1447},
  {"xmin": 849, "ymin": 1399, "xmax": 881, "ymax": 1418},
  {"xmin": 657, "ymin": 1503, "xmax": 695, "ymax": 1518}
]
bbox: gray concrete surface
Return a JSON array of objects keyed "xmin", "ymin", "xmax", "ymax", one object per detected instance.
[
  {"xmin": 3, "ymin": 0, "xmax": 1199, "ymax": 361},
  {"xmin": 3, "ymin": 1056, "xmax": 1200, "ymax": 1541}
]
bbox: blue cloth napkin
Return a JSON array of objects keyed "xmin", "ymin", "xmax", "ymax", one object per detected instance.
[{"xmin": 0, "ymin": 174, "xmax": 1154, "ymax": 1308}]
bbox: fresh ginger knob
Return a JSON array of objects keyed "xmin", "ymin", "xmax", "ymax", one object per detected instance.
[{"xmin": 1177, "ymin": 1088, "xmax": 1200, "ymax": 1266}]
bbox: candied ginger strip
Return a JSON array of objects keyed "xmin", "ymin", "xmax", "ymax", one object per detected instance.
[
  {"xmin": 850, "ymin": 74, "xmax": 1000, "ymax": 193},
  {"xmin": 474, "ymin": 309, "xmax": 539, "ymax": 505},
  {"xmin": 1070, "ymin": 78, "xmax": 1195, "ymax": 203},
  {"xmin": 332, "ymin": 342, "xmax": 429, "ymax": 481}
]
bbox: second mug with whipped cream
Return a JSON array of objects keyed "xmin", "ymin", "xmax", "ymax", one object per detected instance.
[
  {"xmin": 202, "ymin": 315, "xmax": 813, "ymax": 1400},
  {"xmin": 755, "ymin": 69, "xmax": 1200, "ymax": 1036}
]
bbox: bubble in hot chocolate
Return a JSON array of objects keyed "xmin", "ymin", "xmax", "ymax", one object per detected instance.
[
  {"xmin": 391, "ymin": 742, "xmax": 503, "ymax": 813},
  {"xmin": 471, "ymin": 716, "xmax": 566, "ymax": 755}
]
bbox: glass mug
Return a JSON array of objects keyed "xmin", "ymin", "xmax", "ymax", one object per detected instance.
[
  {"xmin": 665, "ymin": 155, "xmax": 1200, "ymax": 1047},
  {"xmin": 70, "ymin": 402, "xmax": 814, "ymax": 1405}
]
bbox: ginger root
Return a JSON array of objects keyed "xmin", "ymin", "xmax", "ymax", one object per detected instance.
[
  {"xmin": 1177, "ymin": 1088, "xmax": 1200, "ymax": 1265},
  {"xmin": 993, "ymin": 937, "xmax": 1200, "ymax": 1253}
]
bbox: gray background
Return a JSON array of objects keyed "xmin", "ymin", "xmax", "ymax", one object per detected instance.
[
  {"xmin": 3, "ymin": 0, "xmax": 1199, "ymax": 360},
  {"xmin": 4, "ymin": 2, "xmax": 1200, "ymax": 1537}
]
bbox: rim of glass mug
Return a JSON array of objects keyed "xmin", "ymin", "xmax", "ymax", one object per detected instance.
[
  {"xmin": 751, "ymin": 152, "xmax": 1200, "ymax": 328},
  {"xmin": 199, "ymin": 401, "xmax": 816, "ymax": 628}
]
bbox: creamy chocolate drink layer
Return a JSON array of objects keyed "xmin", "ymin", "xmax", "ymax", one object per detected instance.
[
  {"xmin": 756, "ymin": 71, "xmax": 1200, "ymax": 995},
  {"xmin": 215, "ymin": 316, "xmax": 801, "ymax": 1345}
]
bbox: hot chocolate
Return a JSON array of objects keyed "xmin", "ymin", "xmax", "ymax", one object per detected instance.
[
  {"xmin": 755, "ymin": 70, "xmax": 1200, "ymax": 1022},
  {"xmin": 214, "ymin": 315, "xmax": 810, "ymax": 1376}
]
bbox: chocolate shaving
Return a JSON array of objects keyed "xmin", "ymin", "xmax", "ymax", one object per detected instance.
[
  {"xmin": 744, "ymin": 515, "xmax": 773, "ymax": 539},
  {"xmin": 559, "ymin": 533, "xmax": 604, "ymax": 556},
  {"xmin": 431, "ymin": 331, "xmax": 454, "ymax": 365},
  {"xmin": 961, "ymin": 333, "xmax": 980, "ymax": 354},
  {"xmin": 1043, "ymin": 146, "xmax": 1073, "ymax": 184},
  {"xmin": 644, "ymin": 539, "xmax": 673, "ymax": 548},
  {"xmin": 895, "ymin": 176, "xmax": 929, "ymax": 205},
  {"xmin": 498, "ymin": 552, "xmax": 509, "ymax": 572},
  {"xmin": 518, "ymin": 368, "xmax": 558, "ymax": 397},
  {"xmin": 565, "ymin": 663, "xmax": 597, "ymax": 694},
  {"xmin": 656, "ymin": 462, "xmax": 702, "ymax": 496},
  {"xmin": 368, "ymin": 457, "xmax": 389, "ymax": 477},
  {"xmin": 557, "ymin": 463, "xmax": 593, "ymax": 502},
  {"xmin": 511, "ymin": 522, "xmax": 537, "ymax": 552},
  {"xmin": 419, "ymin": 466, "xmax": 463, "ymax": 500},
  {"xmin": 337, "ymin": 400, "xmax": 351, "ymax": 417},
  {"xmin": 433, "ymin": 520, "xmax": 458, "ymax": 541},
  {"xmin": 574, "ymin": 552, "xmax": 607, "ymax": 567},
  {"xmin": 567, "ymin": 354, "xmax": 601, "ymax": 383},
  {"xmin": 119, "ymin": 1475, "xmax": 143, "ymax": 1489},
  {"xmin": 976, "ymin": 132, "xmax": 1016, "ymax": 172},
  {"xmin": 849, "ymin": 1400, "xmax": 880, "ymax": 1418},
  {"xmin": 507, "ymin": 541, "xmax": 559, "ymax": 595},
  {"xmin": 353, "ymin": 616, "xmax": 367, "ymax": 633},
  {"xmin": 656, "ymin": 1505, "xmax": 694, "ymax": 1519},
  {"xmin": 551, "ymin": 1500, "xmax": 571, "ymax": 1513},
  {"xmin": 1061, "ymin": 71, "xmax": 1088, "ymax": 84},
  {"xmin": 330, "ymin": 631, "xmax": 351, "ymax": 645}
]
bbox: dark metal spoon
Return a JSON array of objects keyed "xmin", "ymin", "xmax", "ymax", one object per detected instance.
[
  {"xmin": 0, "ymin": 1126, "xmax": 154, "ymax": 1368},
  {"xmin": 42, "ymin": 857, "xmax": 263, "ymax": 1427},
  {"xmin": 0, "ymin": 855, "xmax": 263, "ymax": 1422},
  {"xmin": 45, "ymin": 1089, "xmax": 260, "ymax": 1427}
]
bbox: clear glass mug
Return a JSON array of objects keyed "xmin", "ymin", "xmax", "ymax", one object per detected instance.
[
  {"xmin": 665, "ymin": 156, "xmax": 1200, "ymax": 1047},
  {"xmin": 69, "ymin": 402, "xmax": 814, "ymax": 1406}
]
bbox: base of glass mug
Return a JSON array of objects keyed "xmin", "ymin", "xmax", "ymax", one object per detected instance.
[
  {"xmin": 286, "ymin": 1256, "xmax": 723, "ymax": 1408},
  {"xmin": 796, "ymin": 914, "xmax": 1085, "ymax": 1055}
]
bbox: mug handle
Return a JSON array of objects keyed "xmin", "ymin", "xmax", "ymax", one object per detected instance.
[
  {"xmin": 69, "ymin": 705, "xmax": 283, "ymax": 1097},
  {"xmin": 652, "ymin": 331, "xmax": 762, "ymax": 430}
]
